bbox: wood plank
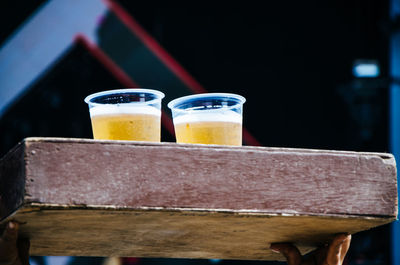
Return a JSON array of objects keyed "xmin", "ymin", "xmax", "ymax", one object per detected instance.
[
  {"xmin": 0, "ymin": 137, "xmax": 397, "ymax": 260},
  {"xmin": 2, "ymin": 205, "xmax": 393, "ymax": 260}
]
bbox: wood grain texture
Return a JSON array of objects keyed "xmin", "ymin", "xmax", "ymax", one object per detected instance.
[
  {"xmin": 0, "ymin": 137, "xmax": 398, "ymax": 260},
  {"xmin": 21, "ymin": 138, "xmax": 398, "ymax": 217},
  {"xmin": 2, "ymin": 205, "xmax": 394, "ymax": 260}
]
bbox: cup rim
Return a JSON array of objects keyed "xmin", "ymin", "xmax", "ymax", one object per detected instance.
[
  {"xmin": 167, "ymin": 93, "xmax": 246, "ymax": 111},
  {"xmin": 84, "ymin": 88, "xmax": 165, "ymax": 106}
]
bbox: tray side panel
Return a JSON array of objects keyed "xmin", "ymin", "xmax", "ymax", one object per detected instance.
[
  {"xmin": 0, "ymin": 141, "xmax": 26, "ymax": 221},
  {"xmin": 23, "ymin": 139, "xmax": 398, "ymax": 217}
]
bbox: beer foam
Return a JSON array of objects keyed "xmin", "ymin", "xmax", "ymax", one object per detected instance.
[
  {"xmin": 89, "ymin": 104, "xmax": 161, "ymax": 117},
  {"xmin": 173, "ymin": 110, "xmax": 242, "ymax": 124}
]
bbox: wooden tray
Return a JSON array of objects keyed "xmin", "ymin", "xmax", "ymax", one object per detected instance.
[{"xmin": 0, "ymin": 138, "xmax": 397, "ymax": 260}]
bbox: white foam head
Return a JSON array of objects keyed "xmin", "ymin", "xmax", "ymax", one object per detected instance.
[
  {"xmin": 89, "ymin": 104, "xmax": 161, "ymax": 117},
  {"xmin": 173, "ymin": 110, "xmax": 242, "ymax": 124}
]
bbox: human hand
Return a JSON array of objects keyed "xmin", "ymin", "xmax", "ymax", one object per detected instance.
[
  {"xmin": 0, "ymin": 222, "xmax": 30, "ymax": 265},
  {"xmin": 270, "ymin": 234, "xmax": 351, "ymax": 265}
]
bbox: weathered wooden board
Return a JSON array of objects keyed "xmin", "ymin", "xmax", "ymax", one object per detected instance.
[
  {"xmin": 0, "ymin": 137, "xmax": 398, "ymax": 260},
  {"xmin": 2, "ymin": 206, "xmax": 394, "ymax": 260}
]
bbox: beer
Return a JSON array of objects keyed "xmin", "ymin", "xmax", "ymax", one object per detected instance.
[
  {"xmin": 168, "ymin": 93, "xmax": 246, "ymax": 146},
  {"xmin": 89, "ymin": 105, "xmax": 161, "ymax": 141},
  {"xmin": 173, "ymin": 111, "xmax": 242, "ymax": 146}
]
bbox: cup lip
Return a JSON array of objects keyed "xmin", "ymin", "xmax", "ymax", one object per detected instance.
[
  {"xmin": 84, "ymin": 88, "xmax": 165, "ymax": 106},
  {"xmin": 167, "ymin": 93, "xmax": 246, "ymax": 111}
]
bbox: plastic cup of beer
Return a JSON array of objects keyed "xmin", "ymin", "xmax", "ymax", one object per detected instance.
[
  {"xmin": 84, "ymin": 88, "xmax": 165, "ymax": 142},
  {"xmin": 167, "ymin": 93, "xmax": 246, "ymax": 146}
]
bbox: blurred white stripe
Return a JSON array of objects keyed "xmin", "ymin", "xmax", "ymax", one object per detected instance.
[{"xmin": 0, "ymin": 0, "xmax": 107, "ymax": 117}]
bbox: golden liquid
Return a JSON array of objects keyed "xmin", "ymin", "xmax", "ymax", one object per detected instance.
[
  {"xmin": 91, "ymin": 113, "xmax": 161, "ymax": 141},
  {"xmin": 174, "ymin": 121, "xmax": 242, "ymax": 146}
]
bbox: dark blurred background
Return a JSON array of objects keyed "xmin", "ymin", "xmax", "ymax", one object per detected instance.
[{"xmin": 0, "ymin": 0, "xmax": 398, "ymax": 265}]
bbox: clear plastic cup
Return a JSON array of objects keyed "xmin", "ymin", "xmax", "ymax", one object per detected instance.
[
  {"xmin": 84, "ymin": 88, "xmax": 165, "ymax": 142},
  {"xmin": 168, "ymin": 93, "xmax": 246, "ymax": 146}
]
